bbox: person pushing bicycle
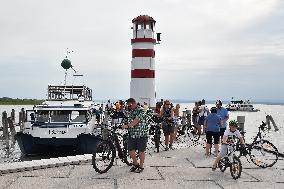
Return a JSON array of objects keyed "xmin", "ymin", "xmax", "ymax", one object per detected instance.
[
  {"xmin": 122, "ymin": 98, "xmax": 149, "ymax": 173},
  {"xmin": 212, "ymin": 120, "xmax": 245, "ymax": 170}
]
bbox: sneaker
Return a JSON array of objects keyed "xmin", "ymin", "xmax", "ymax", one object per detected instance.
[
  {"xmin": 212, "ymin": 166, "xmax": 216, "ymax": 171},
  {"xmin": 135, "ymin": 167, "xmax": 144, "ymax": 173},
  {"xmin": 165, "ymin": 146, "xmax": 169, "ymax": 151},
  {"xmin": 169, "ymin": 144, "xmax": 174, "ymax": 150},
  {"xmin": 130, "ymin": 164, "xmax": 139, "ymax": 172}
]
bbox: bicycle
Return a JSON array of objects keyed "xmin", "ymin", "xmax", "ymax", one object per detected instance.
[
  {"xmin": 148, "ymin": 114, "xmax": 163, "ymax": 152},
  {"xmin": 176, "ymin": 116, "xmax": 200, "ymax": 142},
  {"xmin": 235, "ymin": 121, "xmax": 279, "ymax": 168},
  {"xmin": 218, "ymin": 143, "xmax": 242, "ymax": 180},
  {"xmin": 92, "ymin": 122, "xmax": 132, "ymax": 174}
]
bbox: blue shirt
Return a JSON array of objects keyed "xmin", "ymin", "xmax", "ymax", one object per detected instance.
[
  {"xmin": 217, "ymin": 107, "xmax": 229, "ymax": 129},
  {"xmin": 205, "ymin": 113, "xmax": 221, "ymax": 132}
]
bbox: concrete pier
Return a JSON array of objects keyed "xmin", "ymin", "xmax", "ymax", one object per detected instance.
[{"xmin": 0, "ymin": 144, "xmax": 283, "ymax": 189}]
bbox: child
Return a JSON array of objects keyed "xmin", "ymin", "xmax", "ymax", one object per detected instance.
[{"xmin": 212, "ymin": 120, "xmax": 244, "ymax": 170}]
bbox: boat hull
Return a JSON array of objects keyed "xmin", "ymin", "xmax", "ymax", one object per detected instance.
[
  {"xmin": 15, "ymin": 132, "xmax": 101, "ymax": 155},
  {"xmin": 226, "ymin": 108, "xmax": 259, "ymax": 112}
]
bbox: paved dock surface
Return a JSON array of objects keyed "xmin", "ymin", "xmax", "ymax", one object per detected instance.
[{"xmin": 0, "ymin": 143, "xmax": 283, "ymax": 189}]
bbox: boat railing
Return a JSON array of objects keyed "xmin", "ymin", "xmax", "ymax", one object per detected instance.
[{"xmin": 47, "ymin": 85, "xmax": 92, "ymax": 101}]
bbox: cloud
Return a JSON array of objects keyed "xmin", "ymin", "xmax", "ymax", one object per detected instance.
[{"xmin": 0, "ymin": 0, "xmax": 283, "ymax": 101}]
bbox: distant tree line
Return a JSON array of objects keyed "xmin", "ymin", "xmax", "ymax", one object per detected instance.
[{"xmin": 0, "ymin": 97, "xmax": 44, "ymax": 105}]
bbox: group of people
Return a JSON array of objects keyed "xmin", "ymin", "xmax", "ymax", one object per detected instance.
[
  {"xmin": 100, "ymin": 98, "xmax": 245, "ymax": 173},
  {"xmin": 104, "ymin": 98, "xmax": 180, "ymax": 173},
  {"xmin": 192, "ymin": 99, "xmax": 245, "ymax": 170}
]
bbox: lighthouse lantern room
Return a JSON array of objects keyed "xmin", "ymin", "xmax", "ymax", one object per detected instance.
[{"xmin": 130, "ymin": 15, "xmax": 159, "ymax": 108}]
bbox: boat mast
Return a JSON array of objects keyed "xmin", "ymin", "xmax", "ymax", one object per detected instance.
[{"xmin": 61, "ymin": 48, "xmax": 76, "ymax": 99}]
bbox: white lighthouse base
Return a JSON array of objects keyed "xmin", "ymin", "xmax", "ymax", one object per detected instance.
[{"xmin": 130, "ymin": 78, "xmax": 156, "ymax": 108}]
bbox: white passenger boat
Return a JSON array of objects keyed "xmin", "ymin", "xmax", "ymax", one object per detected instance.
[
  {"xmin": 226, "ymin": 99, "xmax": 259, "ymax": 112},
  {"xmin": 16, "ymin": 57, "xmax": 100, "ymax": 155}
]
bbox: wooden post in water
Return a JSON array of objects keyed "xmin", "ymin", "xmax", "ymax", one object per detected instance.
[
  {"xmin": 7, "ymin": 117, "xmax": 16, "ymax": 143},
  {"xmin": 18, "ymin": 108, "xmax": 25, "ymax": 131},
  {"xmin": 2, "ymin": 111, "xmax": 9, "ymax": 139},
  {"xmin": 10, "ymin": 109, "xmax": 15, "ymax": 123},
  {"xmin": 2, "ymin": 111, "xmax": 10, "ymax": 149}
]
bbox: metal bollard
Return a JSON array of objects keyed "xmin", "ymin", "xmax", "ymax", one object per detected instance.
[
  {"xmin": 237, "ymin": 116, "xmax": 245, "ymax": 132},
  {"xmin": 186, "ymin": 109, "xmax": 191, "ymax": 124}
]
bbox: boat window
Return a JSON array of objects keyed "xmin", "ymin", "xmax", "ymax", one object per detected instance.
[
  {"xmin": 37, "ymin": 111, "xmax": 49, "ymax": 122},
  {"xmin": 50, "ymin": 110, "xmax": 70, "ymax": 122},
  {"xmin": 70, "ymin": 111, "xmax": 87, "ymax": 123},
  {"xmin": 26, "ymin": 110, "xmax": 35, "ymax": 122}
]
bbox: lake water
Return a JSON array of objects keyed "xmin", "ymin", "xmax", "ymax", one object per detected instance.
[{"xmin": 0, "ymin": 104, "xmax": 283, "ymax": 163}]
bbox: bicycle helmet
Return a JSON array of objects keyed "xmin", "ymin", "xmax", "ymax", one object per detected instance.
[{"xmin": 229, "ymin": 120, "xmax": 238, "ymax": 127}]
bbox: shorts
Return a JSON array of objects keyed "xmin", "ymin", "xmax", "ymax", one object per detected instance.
[
  {"xmin": 220, "ymin": 128, "xmax": 226, "ymax": 137},
  {"xmin": 198, "ymin": 116, "xmax": 205, "ymax": 125},
  {"xmin": 128, "ymin": 137, "xmax": 148, "ymax": 152},
  {"xmin": 162, "ymin": 123, "xmax": 175, "ymax": 136},
  {"xmin": 192, "ymin": 116, "xmax": 198, "ymax": 125},
  {"xmin": 206, "ymin": 131, "xmax": 220, "ymax": 144},
  {"xmin": 220, "ymin": 144, "xmax": 229, "ymax": 157}
]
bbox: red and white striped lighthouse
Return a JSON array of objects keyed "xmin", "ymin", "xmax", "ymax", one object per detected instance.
[{"xmin": 130, "ymin": 15, "xmax": 159, "ymax": 107}]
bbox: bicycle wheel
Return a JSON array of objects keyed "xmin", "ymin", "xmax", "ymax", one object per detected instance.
[
  {"xmin": 249, "ymin": 140, "xmax": 278, "ymax": 168},
  {"xmin": 122, "ymin": 136, "xmax": 132, "ymax": 166},
  {"xmin": 92, "ymin": 140, "xmax": 115, "ymax": 174},
  {"xmin": 187, "ymin": 125, "xmax": 200, "ymax": 141},
  {"xmin": 219, "ymin": 157, "xmax": 228, "ymax": 172},
  {"xmin": 230, "ymin": 156, "xmax": 242, "ymax": 180}
]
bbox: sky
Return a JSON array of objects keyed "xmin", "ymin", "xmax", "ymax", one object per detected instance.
[{"xmin": 0, "ymin": 0, "xmax": 284, "ymax": 103}]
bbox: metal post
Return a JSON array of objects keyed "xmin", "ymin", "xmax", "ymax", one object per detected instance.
[{"xmin": 237, "ymin": 116, "xmax": 245, "ymax": 132}]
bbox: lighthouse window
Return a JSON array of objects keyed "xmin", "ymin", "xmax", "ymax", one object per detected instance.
[
  {"xmin": 145, "ymin": 24, "xmax": 151, "ymax": 30},
  {"xmin": 137, "ymin": 24, "xmax": 143, "ymax": 29}
]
